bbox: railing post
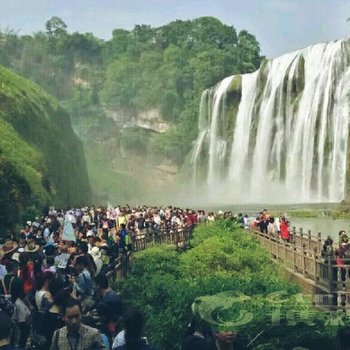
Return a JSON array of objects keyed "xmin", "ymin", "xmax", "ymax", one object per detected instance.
[
  {"xmin": 317, "ymin": 232, "xmax": 322, "ymax": 255},
  {"xmin": 292, "ymin": 226, "xmax": 296, "ymax": 244},
  {"xmin": 293, "ymin": 240, "xmax": 296, "ymax": 272},
  {"xmin": 327, "ymin": 254, "xmax": 334, "ymax": 292},
  {"xmin": 301, "ymin": 244, "xmax": 306, "ymax": 275},
  {"xmin": 329, "ymin": 253, "xmax": 339, "ymax": 310},
  {"xmin": 313, "ymin": 248, "xmax": 317, "ymax": 281},
  {"xmin": 308, "ymin": 230, "xmax": 312, "ymax": 252}
]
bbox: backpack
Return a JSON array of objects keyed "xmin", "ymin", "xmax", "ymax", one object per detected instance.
[
  {"xmin": 0, "ymin": 278, "xmax": 15, "ymax": 317},
  {"xmin": 0, "ymin": 294, "xmax": 14, "ymax": 317}
]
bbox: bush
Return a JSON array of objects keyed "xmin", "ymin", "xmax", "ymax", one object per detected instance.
[{"xmin": 116, "ymin": 221, "xmax": 340, "ymax": 350}]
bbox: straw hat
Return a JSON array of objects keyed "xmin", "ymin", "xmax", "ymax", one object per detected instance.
[
  {"xmin": 24, "ymin": 242, "xmax": 40, "ymax": 253},
  {"xmin": 1, "ymin": 241, "xmax": 18, "ymax": 255}
]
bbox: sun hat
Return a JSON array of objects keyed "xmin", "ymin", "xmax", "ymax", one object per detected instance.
[
  {"xmin": 1, "ymin": 241, "xmax": 18, "ymax": 254},
  {"xmin": 24, "ymin": 242, "xmax": 40, "ymax": 253}
]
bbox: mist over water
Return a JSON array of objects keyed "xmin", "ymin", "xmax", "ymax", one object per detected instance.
[{"xmin": 191, "ymin": 39, "xmax": 350, "ymax": 205}]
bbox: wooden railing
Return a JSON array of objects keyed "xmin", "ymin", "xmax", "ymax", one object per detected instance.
[
  {"xmin": 107, "ymin": 223, "xmax": 349, "ymax": 310},
  {"xmin": 108, "ymin": 226, "xmax": 192, "ymax": 284},
  {"xmin": 248, "ymin": 227, "xmax": 350, "ymax": 310}
]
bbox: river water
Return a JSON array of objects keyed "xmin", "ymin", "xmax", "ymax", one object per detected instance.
[
  {"xmin": 288, "ymin": 217, "xmax": 350, "ymax": 241},
  {"xmin": 207, "ymin": 204, "xmax": 349, "ymax": 242}
]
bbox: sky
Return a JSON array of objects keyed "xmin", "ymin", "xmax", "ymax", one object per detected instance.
[{"xmin": 0, "ymin": 0, "xmax": 350, "ymax": 58}]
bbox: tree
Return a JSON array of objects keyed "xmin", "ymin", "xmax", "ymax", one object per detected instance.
[{"xmin": 45, "ymin": 16, "xmax": 67, "ymax": 37}]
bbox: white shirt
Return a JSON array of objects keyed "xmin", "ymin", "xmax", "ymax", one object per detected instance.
[
  {"xmin": 44, "ymin": 227, "xmax": 50, "ymax": 241},
  {"xmin": 82, "ymin": 215, "xmax": 91, "ymax": 224},
  {"xmin": 94, "ymin": 257, "xmax": 103, "ymax": 274}
]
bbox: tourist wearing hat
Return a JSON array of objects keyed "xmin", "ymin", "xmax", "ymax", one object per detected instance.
[
  {"xmin": 0, "ymin": 240, "xmax": 18, "ymax": 256},
  {"xmin": 0, "ymin": 239, "xmax": 18, "ymax": 267},
  {"xmin": 24, "ymin": 242, "xmax": 40, "ymax": 254}
]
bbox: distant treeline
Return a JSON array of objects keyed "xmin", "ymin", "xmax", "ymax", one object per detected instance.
[{"xmin": 0, "ymin": 16, "xmax": 262, "ymax": 163}]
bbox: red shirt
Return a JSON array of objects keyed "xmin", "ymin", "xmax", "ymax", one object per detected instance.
[
  {"xmin": 19, "ymin": 263, "xmax": 34, "ymax": 294},
  {"xmin": 191, "ymin": 213, "xmax": 198, "ymax": 224},
  {"xmin": 280, "ymin": 221, "xmax": 290, "ymax": 240}
]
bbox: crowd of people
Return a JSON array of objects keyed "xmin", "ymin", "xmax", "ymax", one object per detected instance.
[
  {"xmin": 2, "ymin": 205, "xmax": 350, "ymax": 350},
  {"xmin": 235, "ymin": 209, "xmax": 291, "ymax": 242},
  {"xmin": 0, "ymin": 205, "xmax": 223, "ymax": 350}
]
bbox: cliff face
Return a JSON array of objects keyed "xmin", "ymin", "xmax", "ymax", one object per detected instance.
[
  {"xmin": 0, "ymin": 65, "xmax": 91, "ymax": 230},
  {"xmin": 105, "ymin": 108, "xmax": 170, "ymax": 133}
]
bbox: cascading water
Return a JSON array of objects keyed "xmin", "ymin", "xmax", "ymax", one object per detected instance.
[{"xmin": 191, "ymin": 39, "xmax": 350, "ymax": 204}]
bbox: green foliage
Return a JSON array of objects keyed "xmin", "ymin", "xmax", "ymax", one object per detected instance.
[
  {"xmin": 0, "ymin": 16, "xmax": 263, "ymax": 201},
  {"xmin": 0, "ymin": 64, "xmax": 91, "ymax": 231},
  {"xmin": 1, "ymin": 16, "xmax": 261, "ymax": 154},
  {"xmin": 117, "ymin": 222, "xmax": 338, "ymax": 350},
  {"xmin": 128, "ymin": 245, "xmax": 182, "ymax": 278}
]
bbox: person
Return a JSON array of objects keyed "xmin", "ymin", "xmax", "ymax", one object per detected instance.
[
  {"xmin": 11, "ymin": 274, "xmax": 31, "ymax": 348},
  {"xmin": 90, "ymin": 247, "xmax": 103, "ymax": 274},
  {"xmin": 215, "ymin": 330, "xmax": 238, "ymax": 350},
  {"xmin": 280, "ymin": 217, "xmax": 290, "ymax": 242},
  {"xmin": 50, "ymin": 298, "xmax": 104, "ymax": 350},
  {"xmin": 113, "ymin": 308, "xmax": 156, "ymax": 350},
  {"xmin": 55, "ymin": 245, "xmax": 71, "ymax": 271},
  {"xmin": 77, "ymin": 243, "xmax": 96, "ymax": 277},
  {"xmin": 0, "ymin": 260, "xmax": 19, "ymax": 295},
  {"xmin": 42, "ymin": 278, "xmax": 67, "ymax": 348},
  {"xmin": 0, "ymin": 311, "xmax": 23, "ymax": 350},
  {"xmin": 95, "ymin": 273, "xmax": 123, "ymax": 338},
  {"xmin": 120, "ymin": 224, "xmax": 132, "ymax": 252},
  {"xmin": 322, "ymin": 236, "xmax": 334, "ymax": 257},
  {"xmin": 43, "ymin": 256, "xmax": 57, "ymax": 275},
  {"xmin": 267, "ymin": 217, "xmax": 278, "ymax": 238},
  {"xmin": 0, "ymin": 253, "xmax": 6, "ymax": 280},
  {"xmin": 35, "ymin": 271, "xmax": 54, "ymax": 313},
  {"xmin": 72, "ymin": 256, "xmax": 94, "ymax": 309},
  {"xmin": 243, "ymin": 215, "xmax": 249, "ymax": 229},
  {"xmin": 100, "ymin": 215, "xmax": 110, "ymax": 241},
  {"xmin": 18, "ymin": 252, "xmax": 34, "ymax": 297}
]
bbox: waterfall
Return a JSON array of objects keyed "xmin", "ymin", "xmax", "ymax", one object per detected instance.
[{"xmin": 191, "ymin": 39, "xmax": 350, "ymax": 204}]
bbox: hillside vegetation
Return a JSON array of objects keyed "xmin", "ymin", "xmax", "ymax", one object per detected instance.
[
  {"xmin": 0, "ymin": 65, "xmax": 91, "ymax": 231},
  {"xmin": 0, "ymin": 17, "xmax": 262, "ymax": 202}
]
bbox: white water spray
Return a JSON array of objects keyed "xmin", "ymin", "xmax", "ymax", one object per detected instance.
[{"xmin": 191, "ymin": 39, "xmax": 350, "ymax": 204}]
